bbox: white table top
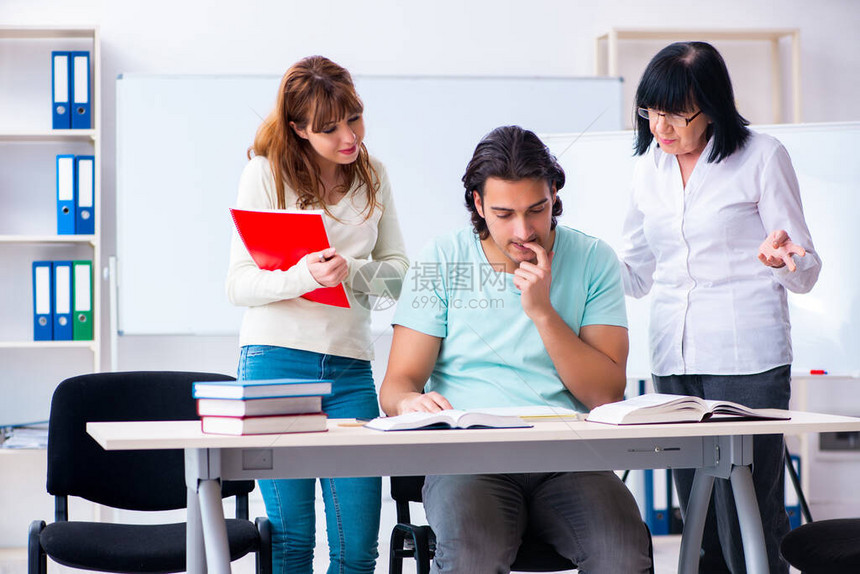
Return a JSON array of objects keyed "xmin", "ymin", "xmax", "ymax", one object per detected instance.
[{"xmin": 87, "ymin": 410, "xmax": 860, "ymax": 451}]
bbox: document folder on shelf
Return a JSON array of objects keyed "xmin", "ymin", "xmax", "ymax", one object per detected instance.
[
  {"xmin": 56, "ymin": 155, "xmax": 76, "ymax": 235},
  {"xmin": 53, "ymin": 261, "xmax": 73, "ymax": 341},
  {"xmin": 72, "ymin": 260, "xmax": 93, "ymax": 340},
  {"xmin": 32, "ymin": 261, "xmax": 54, "ymax": 341},
  {"xmin": 644, "ymin": 468, "xmax": 670, "ymax": 535},
  {"xmin": 70, "ymin": 51, "xmax": 91, "ymax": 129},
  {"xmin": 75, "ymin": 156, "xmax": 95, "ymax": 234},
  {"xmin": 51, "ymin": 51, "xmax": 71, "ymax": 129}
]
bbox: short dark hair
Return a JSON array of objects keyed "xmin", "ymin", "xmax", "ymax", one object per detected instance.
[
  {"xmin": 633, "ymin": 41, "xmax": 750, "ymax": 162},
  {"xmin": 462, "ymin": 126, "xmax": 565, "ymax": 239}
]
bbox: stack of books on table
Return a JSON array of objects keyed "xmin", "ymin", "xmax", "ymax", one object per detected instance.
[{"xmin": 193, "ymin": 378, "xmax": 332, "ymax": 435}]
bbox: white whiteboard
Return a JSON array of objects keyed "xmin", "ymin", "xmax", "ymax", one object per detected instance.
[
  {"xmin": 116, "ymin": 74, "xmax": 623, "ymax": 335},
  {"xmin": 543, "ymin": 122, "xmax": 860, "ymax": 378}
]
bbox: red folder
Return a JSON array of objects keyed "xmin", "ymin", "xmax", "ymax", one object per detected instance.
[{"xmin": 230, "ymin": 208, "xmax": 350, "ymax": 308}]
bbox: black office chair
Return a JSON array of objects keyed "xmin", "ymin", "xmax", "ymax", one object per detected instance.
[
  {"xmin": 28, "ymin": 371, "xmax": 272, "ymax": 574},
  {"xmin": 780, "ymin": 519, "xmax": 860, "ymax": 573},
  {"xmin": 389, "ymin": 475, "xmax": 654, "ymax": 574}
]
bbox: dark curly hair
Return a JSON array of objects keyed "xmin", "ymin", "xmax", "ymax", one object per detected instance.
[{"xmin": 462, "ymin": 126, "xmax": 565, "ymax": 240}]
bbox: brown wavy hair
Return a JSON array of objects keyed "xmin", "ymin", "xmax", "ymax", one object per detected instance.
[{"xmin": 249, "ymin": 56, "xmax": 379, "ymax": 217}]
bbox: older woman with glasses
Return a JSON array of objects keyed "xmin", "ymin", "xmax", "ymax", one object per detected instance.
[{"xmin": 619, "ymin": 42, "xmax": 821, "ymax": 573}]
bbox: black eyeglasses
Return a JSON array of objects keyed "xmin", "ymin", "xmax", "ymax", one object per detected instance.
[{"xmin": 637, "ymin": 108, "xmax": 703, "ymax": 128}]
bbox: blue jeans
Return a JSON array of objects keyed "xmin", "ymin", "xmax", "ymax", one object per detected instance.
[
  {"xmin": 422, "ymin": 472, "xmax": 652, "ymax": 573},
  {"xmin": 238, "ymin": 345, "xmax": 381, "ymax": 574},
  {"xmin": 653, "ymin": 365, "xmax": 792, "ymax": 574}
]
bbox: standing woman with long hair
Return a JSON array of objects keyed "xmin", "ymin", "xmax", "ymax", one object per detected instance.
[
  {"xmin": 227, "ymin": 56, "xmax": 408, "ymax": 574},
  {"xmin": 619, "ymin": 42, "xmax": 820, "ymax": 573}
]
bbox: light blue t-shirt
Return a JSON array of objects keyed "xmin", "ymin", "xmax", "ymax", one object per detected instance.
[{"xmin": 393, "ymin": 225, "xmax": 628, "ymax": 412}]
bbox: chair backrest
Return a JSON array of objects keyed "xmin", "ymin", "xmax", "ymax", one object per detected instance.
[{"xmin": 46, "ymin": 371, "xmax": 252, "ymax": 511}]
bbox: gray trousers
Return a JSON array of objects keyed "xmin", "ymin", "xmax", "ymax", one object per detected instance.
[
  {"xmin": 422, "ymin": 471, "xmax": 652, "ymax": 574},
  {"xmin": 654, "ymin": 364, "xmax": 792, "ymax": 574}
]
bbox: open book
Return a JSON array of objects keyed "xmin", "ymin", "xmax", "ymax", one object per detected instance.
[
  {"xmin": 364, "ymin": 409, "xmax": 536, "ymax": 431},
  {"xmin": 230, "ymin": 207, "xmax": 349, "ymax": 308},
  {"xmin": 586, "ymin": 393, "xmax": 791, "ymax": 425}
]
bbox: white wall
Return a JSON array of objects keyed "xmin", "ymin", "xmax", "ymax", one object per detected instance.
[
  {"xmin": 2, "ymin": 0, "xmax": 860, "ymax": 558},
  {"xmin": 2, "ymin": 0, "xmax": 859, "ymax": 378}
]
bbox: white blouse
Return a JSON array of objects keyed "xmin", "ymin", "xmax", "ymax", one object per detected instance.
[{"xmin": 619, "ymin": 130, "xmax": 821, "ymax": 376}]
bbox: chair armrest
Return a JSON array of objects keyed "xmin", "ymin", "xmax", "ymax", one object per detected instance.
[
  {"xmin": 255, "ymin": 517, "xmax": 272, "ymax": 574},
  {"xmin": 28, "ymin": 520, "xmax": 46, "ymax": 574}
]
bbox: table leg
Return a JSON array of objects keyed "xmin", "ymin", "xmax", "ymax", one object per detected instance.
[
  {"xmin": 198, "ymin": 478, "xmax": 232, "ymax": 574},
  {"xmin": 186, "ymin": 484, "xmax": 206, "ymax": 574},
  {"xmin": 730, "ymin": 465, "xmax": 769, "ymax": 574},
  {"xmin": 678, "ymin": 469, "xmax": 714, "ymax": 574}
]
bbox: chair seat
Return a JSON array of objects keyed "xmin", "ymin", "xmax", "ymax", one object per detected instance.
[
  {"xmin": 780, "ymin": 518, "xmax": 860, "ymax": 574},
  {"xmin": 40, "ymin": 520, "xmax": 260, "ymax": 574}
]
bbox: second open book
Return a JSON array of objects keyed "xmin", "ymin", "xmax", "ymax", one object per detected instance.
[
  {"xmin": 586, "ymin": 393, "xmax": 791, "ymax": 425},
  {"xmin": 364, "ymin": 406, "xmax": 582, "ymax": 431}
]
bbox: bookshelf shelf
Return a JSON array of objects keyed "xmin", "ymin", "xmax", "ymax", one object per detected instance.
[
  {"xmin": 0, "ymin": 340, "xmax": 96, "ymax": 350},
  {"xmin": 0, "ymin": 130, "xmax": 97, "ymax": 142},
  {"xmin": 0, "ymin": 26, "xmax": 96, "ymax": 40},
  {"xmin": 0, "ymin": 235, "xmax": 96, "ymax": 245}
]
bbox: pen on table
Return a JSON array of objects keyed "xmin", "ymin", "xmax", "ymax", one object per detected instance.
[
  {"xmin": 809, "ymin": 369, "xmax": 828, "ymax": 375},
  {"xmin": 518, "ymin": 414, "xmax": 583, "ymax": 421},
  {"xmin": 337, "ymin": 417, "xmax": 372, "ymax": 427}
]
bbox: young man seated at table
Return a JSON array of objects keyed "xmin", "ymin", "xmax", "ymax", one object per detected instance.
[{"xmin": 379, "ymin": 125, "xmax": 652, "ymax": 573}]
